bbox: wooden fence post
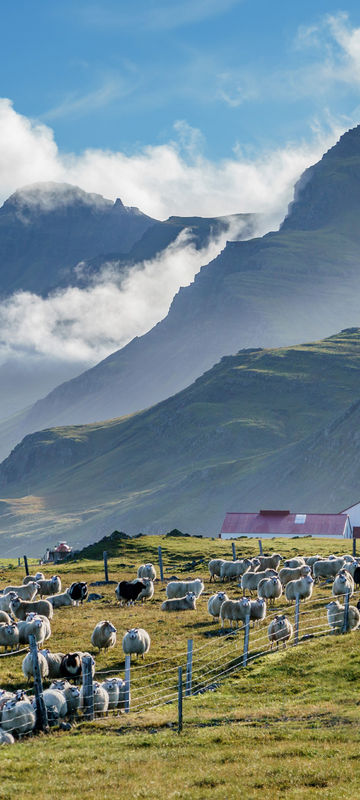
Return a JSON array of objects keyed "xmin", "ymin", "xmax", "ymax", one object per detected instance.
[
  {"xmin": 243, "ymin": 608, "xmax": 250, "ymax": 667},
  {"xmin": 231, "ymin": 542, "xmax": 236, "ymax": 561},
  {"xmin": 343, "ymin": 589, "xmax": 350, "ymax": 634},
  {"xmin": 17, "ymin": 557, "xmax": 20, "ymax": 567},
  {"xmin": 29, "ymin": 634, "xmax": 49, "ymax": 732},
  {"xmin": 23, "ymin": 555, "xmax": 29, "ymax": 576},
  {"xmin": 294, "ymin": 594, "xmax": 300, "ymax": 645},
  {"xmin": 81, "ymin": 655, "xmax": 94, "ymax": 721},
  {"xmin": 158, "ymin": 546, "xmax": 164, "ymax": 582},
  {"xmin": 185, "ymin": 639, "xmax": 193, "ymax": 697},
  {"xmin": 178, "ymin": 666, "xmax": 183, "ymax": 733},
  {"xmin": 258, "ymin": 539, "xmax": 263, "ymax": 556},
  {"xmin": 125, "ymin": 654, "xmax": 131, "ymax": 713},
  {"xmin": 103, "ymin": 550, "xmax": 109, "ymax": 583},
  {"xmin": 353, "ymin": 537, "xmax": 357, "ymax": 558}
]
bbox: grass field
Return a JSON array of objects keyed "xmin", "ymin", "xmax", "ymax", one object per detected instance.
[{"xmin": 1, "ymin": 534, "xmax": 360, "ymax": 799}]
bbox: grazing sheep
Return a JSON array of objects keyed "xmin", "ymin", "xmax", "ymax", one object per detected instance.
[
  {"xmin": 48, "ymin": 591, "xmax": 74, "ymax": 609},
  {"xmin": 332, "ymin": 569, "xmax": 354, "ymax": 598},
  {"xmin": 241, "ymin": 569, "xmax": 278, "ymax": 596},
  {"xmin": 219, "ymin": 559, "xmax": 252, "ymax": 582},
  {"xmin": 208, "ymin": 559, "xmax": 226, "ymax": 582},
  {"xmin": 0, "ymin": 611, "xmax": 11, "ymax": 625},
  {"xmin": 122, "ymin": 628, "xmax": 151, "ymax": 659},
  {"xmin": 249, "ymin": 597, "xmax": 267, "ymax": 625},
  {"xmin": 1, "ymin": 699, "xmax": 35, "ymax": 736},
  {"xmin": 257, "ymin": 553, "xmax": 282, "ymax": 571},
  {"xmin": 0, "ymin": 623, "xmax": 19, "ymax": 652},
  {"xmin": 40, "ymin": 650, "xmax": 65, "ymax": 679},
  {"xmin": 3, "ymin": 582, "xmax": 39, "ymax": 601},
  {"xmin": 283, "ymin": 557, "xmax": 305, "ymax": 569},
  {"xmin": 258, "ymin": 577, "xmax": 282, "ymax": 606},
  {"xmin": 219, "ymin": 597, "xmax": 251, "ymax": 629},
  {"xmin": 22, "ymin": 650, "xmax": 49, "ymax": 682},
  {"xmin": 0, "ymin": 728, "xmax": 15, "ymax": 745},
  {"xmin": 136, "ymin": 578, "xmax": 154, "ymax": 602},
  {"xmin": 137, "ymin": 563, "xmax": 156, "ymax": 581},
  {"xmin": 207, "ymin": 591, "xmax": 229, "ymax": 620},
  {"xmin": 101, "ymin": 678, "xmax": 119, "ymax": 712},
  {"xmin": 68, "ymin": 582, "xmax": 88, "ymax": 606},
  {"xmin": 0, "ymin": 592, "xmax": 17, "ymax": 613},
  {"xmin": 115, "ymin": 580, "xmax": 146, "ymax": 606},
  {"xmin": 42, "ymin": 688, "xmax": 67, "ymax": 718},
  {"xmin": 10, "ymin": 597, "xmax": 53, "ymax": 621},
  {"xmin": 17, "ymin": 616, "xmax": 48, "ymax": 646},
  {"xmin": 23, "ymin": 572, "xmax": 45, "ymax": 585},
  {"xmin": 285, "ymin": 575, "xmax": 314, "ymax": 603},
  {"xmin": 161, "ymin": 592, "xmax": 197, "ymax": 612},
  {"xmin": 36, "ymin": 576, "xmax": 61, "ymax": 597},
  {"xmin": 313, "ymin": 558, "xmax": 346, "ymax": 581},
  {"xmin": 166, "ymin": 578, "xmax": 204, "ymax": 599},
  {"xmin": 278, "ymin": 565, "xmax": 311, "ymax": 587},
  {"xmin": 91, "ymin": 620, "xmax": 117, "ymax": 651},
  {"xmin": 326, "ymin": 600, "xmax": 360, "ymax": 633},
  {"xmin": 268, "ymin": 615, "xmax": 293, "ymax": 649}
]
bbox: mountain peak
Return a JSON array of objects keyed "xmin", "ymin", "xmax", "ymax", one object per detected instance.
[{"xmin": 2, "ymin": 182, "xmax": 114, "ymax": 214}]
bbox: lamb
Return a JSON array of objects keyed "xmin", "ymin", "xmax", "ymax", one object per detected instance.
[
  {"xmin": 0, "ymin": 623, "xmax": 19, "ymax": 652},
  {"xmin": 283, "ymin": 557, "xmax": 305, "ymax": 569},
  {"xmin": 3, "ymin": 582, "xmax": 39, "ymax": 601},
  {"xmin": 48, "ymin": 590, "xmax": 74, "ymax": 609},
  {"xmin": 101, "ymin": 678, "xmax": 119, "ymax": 712},
  {"xmin": 80, "ymin": 681, "xmax": 109, "ymax": 716},
  {"xmin": 68, "ymin": 582, "xmax": 88, "ymax": 606},
  {"xmin": 23, "ymin": 572, "xmax": 45, "ymax": 585},
  {"xmin": 22, "ymin": 650, "xmax": 49, "ymax": 681},
  {"xmin": 122, "ymin": 628, "xmax": 151, "ymax": 659},
  {"xmin": 115, "ymin": 580, "xmax": 146, "ymax": 605},
  {"xmin": 268, "ymin": 615, "xmax": 293, "ymax": 649},
  {"xmin": 332, "ymin": 569, "xmax": 354, "ymax": 598},
  {"xmin": 165, "ymin": 578, "xmax": 204, "ymax": 599},
  {"xmin": 10, "ymin": 596, "xmax": 53, "ymax": 620},
  {"xmin": 40, "ymin": 650, "xmax": 65, "ymax": 679},
  {"xmin": 36, "ymin": 576, "xmax": 62, "ymax": 597},
  {"xmin": 249, "ymin": 597, "xmax": 267, "ymax": 625},
  {"xmin": 208, "ymin": 559, "xmax": 226, "ymax": 582},
  {"xmin": 257, "ymin": 576, "xmax": 282, "ymax": 606},
  {"xmin": 313, "ymin": 558, "xmax": 346, "ymax": 581},
  {"xmin": 326, "ymin": 599, "xmax": 360, "ymax": 633},
  {"xmin": 1, "ymin": 699, "xmax": 35, "ymax": 736},
  {"xmin": 285, "ymin": 575, "xmax": 314, "ymax": 603},
  {"xmin": 278, "ymin": 565, "xmax": 311, "ymax": 587},
  {"xmin": 256, "ymin": 553, "xmax": 282, "ymax": 571},
  {"xmin": 17, "ymin": 616, "xmax": 48, "ymax": 646},
  {"xmin": 207, "ymin": 591, "xmax": 229, "ymax": 620},
  {"xmin": 219, "ymin": 597, "xmax": 251, "ymax": 629},
  {"xmin": 49, "ymin": 680, "xmax": 80, "ymax": 716},
  {"xmin": 219, "ymin": 559, "xmax": 252, "ymax": 581},
  {"xmin": 241, "ymin": 569, "xmax": 278, "ymax": 595},
  {"xmin": 136, "ymin": 578, "xmax": 154, "ymax": 602},
  {"xmin": 0, "ymin": 592, "xmax": 17, "ymax": 613},
  {"xmin": 0, "ymin": 611, "xmax": 11, "ymax": 625},
  {"xmin": 161, "ymin": 592, "xmax": 197, "ymax": 612},
  {"xmin": 137, "ymin": 563, "xmax": 156, "ymax": 581},
  {"xmin": 91, "ymin": 620, "xmax": 117, "ymax": 651}
]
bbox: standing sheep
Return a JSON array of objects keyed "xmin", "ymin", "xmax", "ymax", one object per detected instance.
[
  {"xmin": 208, "ymin": 559, "xmax": 226, "ymax": 582},
  {"xmin": 285, "ymin": 575, "xmax": 314, "ymax": 603},
  {"xmin": 257, "ymin": 554, "xmax": 282, "ymax": 571},
  {"xmin": 10, "ymin": 597, "xmax": 53, "ymax": 620},
  {"xmin": 165, "ymin": 578, "xmax": 204, "ymax": 599},
  {"xmin": 17, "ymin": 616, "xmax": 48, "ymax": 646},
  {"xmin": 36, "ymin": 576, "xmax": 62, "ymax": 597},
  {"xmin": 326, "ymin": 600, "xmax": 360, "ymax": 633},
  {"xmin": 22, "ymin": 650, "xmax": 49, "ymax": 682},
  {"xmin": 91, "ymin": 621, "xmax": 117, "ymax": 651},
  {"xmin": 136, "ymin": 578, "xmax": 154, "ymax": 602},
  {"xmin": 0, "ymin": 611, "xmax": 11, "ymax": 625},
  {"xmin": 40, "ymin": 651, "xmax": 66, "ymax": 679},
  {"xmin": 122, "ymin": 628, "xmax": 150, "ymax": 659},
  {"xmin": 0, "ymin": 592, "xmax": 17, "ymax": 613},
  {"xmin": 249, "ymin": 597, "xmax": 267, "ymax": 625},
  {"xmin": 3, "ymin": 582, "xmax": 39, "ymax": 601},
  {"xmin": 278, "ymin": 565, "xmax": 311, "ymax": 587},
  {"xmin": 241, "ymin": 569, "xmax": 278, "ymax": 596},
  {"xmin": 137, "ymin": 563, "xmax": 156, "ymax": 581},
  {"xmin": 219, "ymin": 597, "xmax": 251, "ymax": 629},
  {"xmin": 0, "ymin": 623, "xmax": 19, "ymax": 652},
  {"xmin": 207, "ymin": 591, "xmax": 229, "ymax": 620},
  {"xmin": 283, "ymin": 557, "xmax": 305, "ymax": 569},
  {"xmin": 49, "ymin": 681, "xmax": 80, "ymax": 717},
  {"xmin": 23, "ymin": 572, "xmax": 45, "ymax": 585},
  {"xmin": 68, "ymin": 582, "xmax": 88, "ymax": 606},
  {"xmin": 161, "ymin": 593, "xmax": 196, "ymax": 612},
  {"xmin": 258, "ymin": 577, "xmax": 282, "ymax": 606},
  {"xmin": 41, "ymin": 688, "xmax": 67, "ymax": 719},
  {"xmin": 219, "ymin": 559, "xmax": 252, "ymax": 582},
  {"xmin": 115, "ymin": 580, "xmax": 146, "ymax": 606},
  {"xmin": 79, "ymin": 682, "xmax": 109, "ymax": 716},
  {"xmin": 313, "ymin": 558, "xmax": 345, "ymax": 581},
  {"xmin": 332, "ymin": 569, "xmax": 354, "ymax": 598},
  {"xmin": 101, "ymin": 678, "xmax": 119, "ymax": 712},
  {"xmin": 1, "ymin": 699, "xmax": 35, "ymax": 736},
  {"xmin": 268, "ymin": 615, "xmax": 293, "ymax": 649}
]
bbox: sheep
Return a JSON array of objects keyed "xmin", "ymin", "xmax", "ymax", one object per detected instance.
[
  {"xmin": 3, "ymin": 582, "xmax": 39, "ymax": 601},
  {"xmin": 22, "ymin": 650, "xmax": 49, "ymax": 682},
  {"xmin": 285, "ymin": 575, "xmax": 314, "ymax": 603},
  {"xmin": 219, "ymin": 597, "xmax": 251, "ymax": 629},
  {"xmin": 161, "ymin": 592, "xmax": 197, "ymax": 612},
  {"xmin": 249, "ymin": 597, "xmax": 267, "ymax": 625},
  {"xmin": 0, "ymin": 623, "xmax": 19, "ymax": 652},
  {"xmin": 283, "ymin": 557, "xmax": 305, "ymax": 569},
  {"xmin": 0, "ymin": 690, "xmax": 15, "ymax": 711},
  {"xmin": 115, "ymin": 678, "xmax": 127, "ymax": 712},
  {"xmin": 343, "ymin": 561, "xmax": 360, "ymax": 580},
  {"xmin": 353, "ymin": 566, "xmax": 360, "ymax": 588},
  {"xmin": 137, "ymin": 563, "xmax": 156, "ymax": 581},
  {"xmin": 122, "ymin": 628, "xmax": 151, "ymax": 659},
  {"xmin": 256, "ymin": 553, "xmax": 282, "ymax": 571},
  {"xmin": 0, "ymin": 592, "xmax": 18, "ymax": 614},
  {"xmin": 36, "ymin": 576, "xmax": 61, "ymax": 597},
  {"xmin": 250, "ymin": 558, "xmax": 262, "ymax": 572},
  {"xmin": 68, "ymin": 582, "xmax": 88, "ymax": 606},
  {"xmin": 0, "ymin": 728, "xmax": 15, "ymax": 745},
  {"xmin": 10, "ymin": 596, "xmax": 53, "ymax": 620},
  {"xmin": 241, "ymin": 569, "xmax": 278, "ymax": 596},
  {"xmin": 208, "ymin": 559, "xmax": 226, "ymax": 582},
  {"xmin": 115, "ymin": 580, "xmax": 146, "ymax": 606},
  {"xmin": 136, "ymin": 578, "xmax": 154, "ymax": 602},
  {"xmin": 17, "ymin": 616, "xmax": 48, "ymax": 646},
  {"xmin": 23, "ymin": 572, "xmax": 45, "ymax": 585},
  {"xmin": 166, "ymin": 578, "xmax": 204, "ymax": 599},
  {"xmin": 0, "ymin": 611, "xmax": 11, "ymax": 625},
  {"xmin": 40, "ymin": 651, "xmax": 66, "ymax": 679},
  {"xmin": 1, "ymin": 699, "xmax": 35, "ymax": 736},
  {"xmin": 332, "ymin": 569, "xmax": 354, "ymax": 598},
  {"xmin": 59, "ymin": 652, "xmax": 95, "ymax": 681},
  {"xmin": 268, "ymin": 615, "xmax": 293, "ymax": 649},
  {"xmin": 49, "ymin": 680, "xmax": 80, "ymax": 716},
  {"xmin": 48, "ymin": 591, "xmax": 74, "ymax": 609},
  {"xmin": 80, "ymin": 682, "xmax": 109, "ymax": 716},
  {"xmin": 219, "ymin": 559, "xmax": 252, "ymax": 582},
  {"xmin": 91, "ymin": 620, "xmax": 117, "ymax": 651},
  {"xmin": 304, "ymin": 555, "xmax": 322, "ymax": 569},
  {"xmin": 42, "ymin": 688, "xmax": 67, "ymax": 719},
  {"xmin": 278, "ymin": 565, "xmax": 311, "ymax": 587},
  {"xmin": 101, "ymin": 678, "xmax": 119, "ymax": 712},
  {"xmin": 258, "ymin": 577, "xmax": 282, "ymax": 606},
  {"xmin": 313, "ymin": 558, "xmax": 346, "ymax": 581},
  {"xmin": 207, "ymin": 591, "xmax": 229, "ymax": 620},
  {"xmin": 326, "ymin": 600, "xmax": 360, "ymax": 633}
]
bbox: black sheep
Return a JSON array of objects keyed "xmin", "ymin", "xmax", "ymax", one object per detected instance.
[
  {"xmin": 115, "ymin": 580, "xmax": 145, "ymax": 605},
  {"xmin": 353, "ymin": 567, "xmax": 360, "ymax": 588},
  {"xmin": 68, "ymin": 582, "xmax": 88, "ymax": 605}
]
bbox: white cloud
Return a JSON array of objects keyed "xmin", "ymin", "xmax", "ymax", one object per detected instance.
[
  {"xmin": 293, "ymin": 12, "xmax": 360, "ymax": 94},
  {"xmin": 80, "ymin": 0, "xmax": 242, "ymax": 32}
]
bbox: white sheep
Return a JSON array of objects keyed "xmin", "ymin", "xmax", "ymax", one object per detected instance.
[
  {"xmin": 304, "ymin": 555, "xmax": 322, "ymax": 569},
  {"xmin": 0, "ymin": 611, "xmax": 11, "ymax": 624},
  {"xmin": 249, "ymin": 597, "xmax": 267, "ymax": 625},
  {"xmin": 48, "ymin": 590, "xmax": 74, "ymax": 608},
  {"xmin": 0, "ymin": 592, "xmax": 17, "ymax": 613},
  {"xmin": 219, "ymin": 597, "xmax": 251, "ymax": 629},
  {"xmin": 40, "ymin": 650, "xmax": 65, "ymax": 678},
  {"xmin": 79, "ymin": 682, "xmax": 109, "ymax": 716},
  {"xmin": 36, "ymin": 576, "xmax": 62, "ymax": 597},
  {"xmin": 219, "ymin": 559, "xmax": 252, "ymax": 582},
  {"xmin": 23, "ymin": 572, "xmax": 45, "ymax": 585},
  {"xmin": 115, "ymin": 678, "xmax": 127, "ymax": 712},
  {"xmin": 3, "ymin": 582, "xmax": 39, "ymax": 601},
  {"xmin": 283, "ymin": 557, "xmax": 305, "ymax": 569},
  {"xmin": 1, "ymin": 699, "xmax": 35, "ymax": 736},
  {"xmin": 49, "ymin": 680, "xmax": 80, "ymax": 716},
  {"xmin": 326, "ymin": 600, "xmax": 360, "ymax": 633},
  {"xmin": 278, "ymin": 565, "xmax": 311, "ymax": 586},
  {"xmin": 91, "ymin": 620, "xmax": 117, "ymax": 651},
  {"xmin": 42, "ymin": 688, "xmax": 67, "ymax": 718},
  {"xmin": 18, "ymin": 615, "xmax": 49, "ymax": 646},
  {"xmin": 241, "ymin": 569, "xmax": 278, "ymax": 595},
  {"xmin": 257, "ymin": 554, "xmax": 282, "ymax": 571},
  {"xmin": 332, "ymin": 569, "xmax": 354, "ymax": 598},
  {"xmin": 137, "ymin": 563, "xmax": 156, "ymax": 581},
  {"xmin": 257, "ymin": 576, "xmax": 282, "ymax": 606},
  {"xmin": 313, "ymin": 558, "xmax": 345, "ymax": 581},
  {"xmin": 207, "ymin": 591, "xmax": 229, "ymax": 620},
  {"xmin": 285, "ymin": 575, "xmax": 314, "ymax": 603},
  {"xmin": 161, "ymin": 592, "xmax": 197, "ymax": 612},
  {"xmin": 0, "ymin": 623, "xmax": 19, "ymax": 652},
  {"xmin": 208, "ymin": 559, "xmax": 226, "ymax": 582},
  {"xmin": 165, "ymin": 578, "xmax": 204, "ymax": 599},
  {"xmin": 10, "ymin": 597, "xmax": 53, "ymax": 620},
  {"xmin": 101, "ymin": 678, "xmax": 119, "ymax": 712},
  {"xmin": 268, "ymin": 615, "xmax": 293, "ymax": 649},
  {"xmin": 22, "ymin": 650, "xmax": 49, "ymax": 682},
  {"xmin": 0, "ymin": 728, "xmax": 15, "ymax": 745},
  {"xmin": 136, "ymin": 578, "xmax": 154, "ymax": 602},
  {"xmin": 122, "ymin": 628, "xmax": 150, "ymax": 659}
]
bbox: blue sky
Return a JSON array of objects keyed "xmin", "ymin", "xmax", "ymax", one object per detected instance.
[{"xmin": 3, "ymin": 0, "xmax": 360, "ymax": 160}]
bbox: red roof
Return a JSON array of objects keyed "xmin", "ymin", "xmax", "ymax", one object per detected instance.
[
  {"xmin": 220, "ymin": 511, "xmax": 349, "ymax": 537},
  {"xmin": 55, "ymin": 542, "xmax": 71, "ymax": 553}
]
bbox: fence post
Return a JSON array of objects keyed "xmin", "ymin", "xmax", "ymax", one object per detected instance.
[
  {"xmin": 103, "ymin": 550, "xmax": 109, "ymax": 583},
  {"xmin": 125, "ymin": 654, "xmax": 131, "ymax": 713},
  {"xmin": 29, "ymin": 634, "xmax": 49, "ymax": 732},
  {"xmin": 158, "ymin": 546, "xmax": 164, "ymax": 582},
  {"xmin": 294, "ymin": 594, "xmax": 300, "ymax": 645},
  {"xmin": 343, "ymin": 589, "xmax": 350, "ymax": 634},
  {"xmin": 258, "ymin": 539, "xmax": 263, "ymax": 556},
  {"xmin": 243, "ymin": 608, "xmax": 250, "ymax": 667},
  {"xmin": 178, "ymin": 666, "xmax": 183, "ymax": 733},
  {"xmin": 231, "ymin": 542, "xmax": 236, "ymax": 561},
  {"xmin": 185, "ymin": 639, "xmax": 193, "ymax": 697},
  {"xmin": 81, "ymin": 655, "xmax": 94, "ymax": 721},
  {"xmin": 23, "ymin": 555, "xmax": 29, "ymax": 576},
  {"xmin": 353, "ymin": 537, "xmax": 357, "ymax": 558},
  {"xmin": 17, "ymin": 557, "xmax": 20, "ymax": 567}
]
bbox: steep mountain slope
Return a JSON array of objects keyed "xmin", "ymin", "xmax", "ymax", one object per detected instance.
[
  {"xmin": 10, "ymin": 125, "xmax": 360, "ymax": 440},
  {"xmin": 1, "ymin": 328, "xmax": 360, "ymax": 555}
]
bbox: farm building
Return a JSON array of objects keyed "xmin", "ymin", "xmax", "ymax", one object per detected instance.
[
  {"xmin": 42, "ymin": 541, "xmax": 72, "ymax": 563},
  {"xmin": 341, "ymin": 501, "xmax": 360, "ymax": 535},
  {"xmin": 220, "ymin": 510, "xmax": 352, "ymax": 539}
]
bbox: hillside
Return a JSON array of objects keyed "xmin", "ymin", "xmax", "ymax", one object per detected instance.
[{"xmin": 1, "ymin": 329, "xmax": 360, "ymax": 553}]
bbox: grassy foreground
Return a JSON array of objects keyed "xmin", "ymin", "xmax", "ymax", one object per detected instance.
[{"xmin": 1, "ymin": 534, "xmax": 360, "ymax": 799}]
